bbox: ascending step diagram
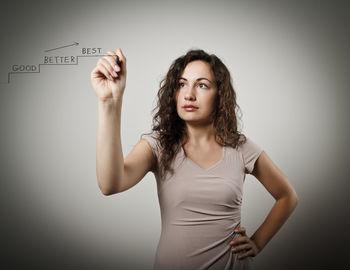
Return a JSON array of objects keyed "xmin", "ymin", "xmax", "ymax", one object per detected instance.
[{"xmin": 1, "ymin": 42, "xmax": 106, "ymax": 84}]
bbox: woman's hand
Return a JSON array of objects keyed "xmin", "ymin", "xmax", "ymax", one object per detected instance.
[
  {"xmin": 90, "ymin": 48, "xmax": 127, "ymax": 102},
  {"xmin": 230, "ymin": 227, "xmax": 261, "ymax": 260}
]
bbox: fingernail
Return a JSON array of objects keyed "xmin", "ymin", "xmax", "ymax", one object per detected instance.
[
  {"xmin": 112, "ymin": 71, "xmax": 117, "ymax": 77},
  {"xmin": 114, "ymin": 65, "xmax": 120, "ymax": 72},
  {"xmin": 109, "ymin": 75, "xmax": 113, "ymax": 80}
]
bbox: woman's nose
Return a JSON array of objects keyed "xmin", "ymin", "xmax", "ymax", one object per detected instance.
[
  {"xmin": 185, "ymin": 86, "xmax": 196, "ymax": 100},
  {"xmin": 185, "ymin": 94, "xmax": 196, "ymax": 101}
]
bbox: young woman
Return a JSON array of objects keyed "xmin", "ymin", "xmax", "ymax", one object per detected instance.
[{"xmin": 91, "ymin": 48, "xmax": 298, "ymax": 270}]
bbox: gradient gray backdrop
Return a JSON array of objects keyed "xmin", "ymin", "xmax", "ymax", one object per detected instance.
[{"xmin": 1, "ymin": 0, "xmax": 349, "ymax": 269}]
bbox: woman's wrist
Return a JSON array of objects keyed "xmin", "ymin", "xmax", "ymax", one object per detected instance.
[{"xmin": 98, "ymin": 95, "xmax": 123, "ymax": 106}]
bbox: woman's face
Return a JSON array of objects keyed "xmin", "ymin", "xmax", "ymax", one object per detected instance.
[{"xmin": 175, "ymin": 60, "xmax": 217, "ymax": 125}]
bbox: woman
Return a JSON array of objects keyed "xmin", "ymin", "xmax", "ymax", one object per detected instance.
[{"xmin": 91, "ymin": 48, "xmax": 298, "ymax": 270}]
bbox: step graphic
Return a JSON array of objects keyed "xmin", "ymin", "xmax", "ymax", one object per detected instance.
[{"xmin": 1, "ymin": 42, "xmax": 109, "ymax": 84}]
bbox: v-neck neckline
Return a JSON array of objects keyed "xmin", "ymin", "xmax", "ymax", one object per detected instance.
[{"xmin": 181, "ymin": 145, "xmax": 225, "ymax": 171}]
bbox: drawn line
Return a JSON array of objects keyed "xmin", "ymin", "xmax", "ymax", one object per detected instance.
[{"xmin": 44, "ymin": 42, "xmax": 79, "ymax": 52}]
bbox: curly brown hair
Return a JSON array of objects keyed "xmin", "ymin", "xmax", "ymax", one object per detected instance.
[{"xmin": 141, "ymin": 48, "xmax": 247, "ymax": 180}]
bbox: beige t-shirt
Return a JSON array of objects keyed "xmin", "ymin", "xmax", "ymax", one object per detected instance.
[{"xmin": 141, "ymin": 131, "xmax": 263, "ymax": 270}]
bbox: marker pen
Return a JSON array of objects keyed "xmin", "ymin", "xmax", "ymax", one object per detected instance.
[{"xmin": 116, "ymin": 55, "xmax": 121, "ymax": 68}]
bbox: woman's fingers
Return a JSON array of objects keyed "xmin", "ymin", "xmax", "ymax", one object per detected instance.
[
  {"xmin": 91, "ymin": 48, "xmax": 127, "ymax": 102},
  {"xmin": 230, "ymin": 226, "xmax": 251, "ymax": 259},
  {"xmin": 90, "ymin": 65, "xmax": 102, "ymax": 79},
  {"xmin": 99, "ymin": 57, "xmax": 117, "ymax": 79},
  {"xmin": 229, "ymin": 226, "xmax": 260, "ymax": 260},
  {"xmin": 105, "ymin": 50, "xmax": 121, "ymax": 74},
  {"xmin": 230, "ymin": 235, "xmax": 249, "ymax": 245},
  {"xmin": 95, "ymin": 50, "xmax": 119, "ymax": 81},
  {"xmin": 91, "ymin": 64, "xmax": 111, "ymax": 81},
  {"xmin": 236, "ymin": 248, "xmax": 255, "ymax": 260},
  {"xmin": 230, "ymin": 237, "xmax": 254, "ymax": 260},
  {"xmin": 97, "ymin": 60, "xmax": 114, "ymax": 81},
  {"xmin": 231, "ymin": 242, "xmax": 250, "ymax": 252},
  {"xmin": 233, "ymin": 227, "xmax": 246, "ymax": 235}
]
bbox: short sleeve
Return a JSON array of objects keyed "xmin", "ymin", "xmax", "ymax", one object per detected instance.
[
  {"xmin": 238, "ymin": 137, "xmax": 264, "ymax": 174},
  {"xmin": 140, "ymin": 132, "xmax": 160, "ymax": 171}
]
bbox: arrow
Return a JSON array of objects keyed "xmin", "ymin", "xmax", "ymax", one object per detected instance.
[{"xmin": 45, "ymin": 42, "xmax": 79, "ymax": 52}]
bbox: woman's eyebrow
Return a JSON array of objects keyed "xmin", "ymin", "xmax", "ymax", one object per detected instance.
[{"xmin": 179, "ymin": 77, "xmax": 213, "ymax": 83}]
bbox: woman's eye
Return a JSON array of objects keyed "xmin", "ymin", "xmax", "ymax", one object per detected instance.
[{"xmin": 178, "ymin": 82, "xmax": 208, "ymax": 88}]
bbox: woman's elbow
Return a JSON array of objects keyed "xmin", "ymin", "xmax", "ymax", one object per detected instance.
[
  {"xmin": 278, "ymin": 187, "xmax": 299, "ymax": 208},
  {"xmin": 101, "ymin": 187, "xmax": 113, "ymax": 196},
  {"xmin": 287, "ymin": 188, "xmax": 299, "ymax": 209},
  {"xmin": 98, "ymin": 180, "xmax": 119, "ymax": 196},
  {"xmin": 100, "ymin": 187, "xmax": 119, "ymax": 196}
]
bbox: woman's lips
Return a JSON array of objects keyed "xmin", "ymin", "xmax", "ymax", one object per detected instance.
[{"xmin": 183, "ymin": 106, "xmax": 198, "ymax": 111}]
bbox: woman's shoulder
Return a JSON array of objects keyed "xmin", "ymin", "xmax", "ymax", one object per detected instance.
[
  {"xmin": 235, "ymin": 135, "xmax": 264, "ymax": 174},
  {"xmin": 236, "ymin": 135, "xmax": 262, "ymax": 151},
  {"xmin": 141, "ymin": 130, "xmax": 160, "ymax": 142},
  {"xmin": 140, "ymin": 130, "xmax": 161, "ymax": 156}
]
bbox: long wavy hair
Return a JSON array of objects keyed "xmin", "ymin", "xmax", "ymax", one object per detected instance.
[{"xmin": 142, "ymin": 48, "xmax": 247, "ymax": 180}]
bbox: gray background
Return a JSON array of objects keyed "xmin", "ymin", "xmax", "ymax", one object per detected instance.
[{"xmin": 1, "ymin": 0, "xmax": 349, "ymax": 269}]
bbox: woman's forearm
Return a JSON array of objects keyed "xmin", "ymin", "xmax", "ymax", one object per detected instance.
[
  {"xmin": 250, "ymin": 194, "xmax": 298, "ymax": 252},
  {"xmin": 96, "ymin": 97, "xmax": 124, "ymax": 195}
]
